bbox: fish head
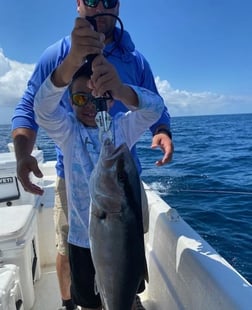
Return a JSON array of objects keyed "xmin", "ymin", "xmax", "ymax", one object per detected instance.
[{"xmin": 89, "ymin": 139, "xmax": 142, "ymax": 216}]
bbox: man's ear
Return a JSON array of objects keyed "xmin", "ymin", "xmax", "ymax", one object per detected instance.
[
  {"xmin": 116, "ymin": 1, "xmax": 120, "ymax": 14},
  {"xmin": 77, "ymin": 0, "xmax": 81, "ymax": 13}
]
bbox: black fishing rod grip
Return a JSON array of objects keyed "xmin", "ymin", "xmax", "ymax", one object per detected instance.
[{"xmin": 85, "ymin": 15, "xmax": 113, "ymax": 104}]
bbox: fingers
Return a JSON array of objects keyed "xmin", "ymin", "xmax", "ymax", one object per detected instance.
[
  {"xmin": 69, "ymin": 17, "xmax": 105, "ymax": 66},
  {"xmin": 155, "ymin": 152, "xmax": 173, "ymax": 166},
  {"xmin": 90, "ymin": 55, "xmax": 121, "ymax": 97},
  {"xmin": 22, "ymin": 181, "xmax": 44, "ymax": 196},
  {"xmin": 18, "ymin": 173, "xmax": 44, "ymax": 196},
  {"xmin": 91, "ymin": 55, "xmax": 111, "ymax": 83},
  {"xmin": 153, "ymin": 145, "xmax": 173, "ymax": 166},
  {"xmin": 74, "ymin": 17, "xmax": 105, "ymax": 45},
  {"xmin": 151, "ymin": 133, "xmax": 174, "ymax": 166},
  {"xmin": 17, "ymin": 156, "xmax": 44, "ymax": 195}
]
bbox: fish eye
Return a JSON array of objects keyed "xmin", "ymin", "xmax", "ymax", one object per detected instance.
[
  {"xmin": 99, "ymin": 211, "xmax": 107, "ymax": 220},
  {"xmin": 117, "ymin": 170, "xmax": 126, "ymax": 182}
]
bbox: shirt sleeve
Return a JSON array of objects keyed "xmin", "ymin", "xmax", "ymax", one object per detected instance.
[
  {"xmin": 116, "ymin": 85, "xmax": 165, "ymax": 149},
  {"xmin": 11, "ymin": 36, "xmax": 71, "ymax": 132},
  {"xmin": 135, "ymin": 50, "xmax": 171, "ymax": 132},
  {"xmin": 33, "ymin": 75, "xmax": 74, "ymax": 149}
]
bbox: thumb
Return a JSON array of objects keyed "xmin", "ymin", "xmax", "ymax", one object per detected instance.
[
  {"xmin": 31, "ymin": 162, "xmax": 43, "ymax": 178},
  {"xmin": 151, "ymin": 142, "xmax": 158, "ymax": 149}
]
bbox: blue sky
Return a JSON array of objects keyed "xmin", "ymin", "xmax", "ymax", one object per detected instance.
[{"xmin": 0, "ymin": 0, "xmax": 252, "ymax": 124}]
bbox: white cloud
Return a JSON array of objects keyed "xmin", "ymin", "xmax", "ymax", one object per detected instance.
[
  {"xmin": 0, "ymin": 49, "xmax": 35, "ymax": 124},
  {"xmin": 155, "ymin": 76, "xmax": 252, "ymax": 117},
  {"xmin": 0, "ymin": 49, "xmax": 251, "ymax": 125},
  {"xmin": 0, "ymin": 48, "xmax": 35, "ymax": 108}
]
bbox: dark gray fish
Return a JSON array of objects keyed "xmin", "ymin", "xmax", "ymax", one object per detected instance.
[{"xmin": 89, "ymin": 138, "xmax": 148, "ymax": 310}]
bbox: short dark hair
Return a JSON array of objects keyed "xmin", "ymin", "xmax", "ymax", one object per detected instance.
[
  {"xmin": 69, "ymin": 61, "xmax": 93, "ymax": 95},
  {"xmin": 73, "ymin": 61, "xmax": 93, "ymax": 81}
]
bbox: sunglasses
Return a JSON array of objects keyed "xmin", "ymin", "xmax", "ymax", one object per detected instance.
[
  {"xmin": 83, "ymin": 0, "xmax": 118, "ymax": 9},
  {"xmin": 72, "ymin": 92, "xmax": 113, "ymax": 108},
  {"xmin": 71, "ymin": 92, "xmax": 96, "ymax": 107}
]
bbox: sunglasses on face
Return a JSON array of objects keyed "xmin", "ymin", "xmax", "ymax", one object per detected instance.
[
  {"xmin": 83, "ymin": 0, "xmax": 118, "ymax": 9},
  {"xmin": 71, "ymin": 92, "xmax": 96, "ymax": 107}
]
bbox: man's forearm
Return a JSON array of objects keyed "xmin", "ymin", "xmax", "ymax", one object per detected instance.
[
  {"xmin": 51, "ymin": 54, "xmax": 81, "ymax": 87},
  {"xmin": 12, "ymin": 128, "xmax": 37, "ymax": 160}
]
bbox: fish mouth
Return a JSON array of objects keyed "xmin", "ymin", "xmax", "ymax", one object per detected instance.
[{"xmin": 102, "ymin": 139, "xmax": 129, "ymax": 163}]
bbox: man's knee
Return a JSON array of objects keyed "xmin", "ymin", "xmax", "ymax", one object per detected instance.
[{"xmin": 57, "ymin": 252, "xmax": 69, "ymax": 263}]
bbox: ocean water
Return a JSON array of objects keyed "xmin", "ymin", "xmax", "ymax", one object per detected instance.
[{"xmin": 1, "ymin": 113, "xmax": 252, "ymax": 283}]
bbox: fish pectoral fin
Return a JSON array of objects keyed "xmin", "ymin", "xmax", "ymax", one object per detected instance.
[
  {"xmin": 144, "ymin": 259, "xmax": 149, "ymax": 283},
  {"xmin": 145, "ymin": 269, "xmax": 149, "ymax": 283},
  {"xmin": 94, "ymin": 275, "xmax": 100, "ymax": 295}
]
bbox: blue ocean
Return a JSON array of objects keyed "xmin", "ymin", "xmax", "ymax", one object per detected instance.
[{"xmin": 1, "ymin": 113, "xmax": 252, "ymax": 283}]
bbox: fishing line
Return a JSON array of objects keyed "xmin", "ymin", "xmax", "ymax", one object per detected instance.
[
  {"xmin": 84, "ymin": 13, "xmax": 124, "ymax": 116},
  {"xmin": 174, "ymin": 189, "xmax": 252, "ymax": 195}
]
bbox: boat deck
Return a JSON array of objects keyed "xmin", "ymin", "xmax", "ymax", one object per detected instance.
[
  {"xmin": 32, "ymin": 266, "xmax": 150, "ymax": 310},
  {"xmin": 32, "ymin": 266, "xmax": 61, "ymax": 310}
]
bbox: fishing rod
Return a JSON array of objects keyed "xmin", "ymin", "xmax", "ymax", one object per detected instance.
[{"xmin": 85, "ymin": 13, "xmax": 124, "ymax": 139}]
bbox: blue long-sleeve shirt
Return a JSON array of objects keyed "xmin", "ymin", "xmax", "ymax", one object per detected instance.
[{"xmin": 12, "ymin": 28, "xmax": 171, "ymax": 176}]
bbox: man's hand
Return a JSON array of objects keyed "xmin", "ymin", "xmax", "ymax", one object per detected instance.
[
  {"xmin": 16, "ymin": 155, "xmax": 44, "ymax": 195},
  {"xmin": 51, "ymin": 17, "xmax": 105, "ymax": 87},
  {"xmin": 151, "ymin": 132, "xmax": 174, "ymax": 166},
  {"xmin": 12, "ymin": 128, "xmax": 44, "ymax": 196},
  {"xmin": 69, "ymin": 17, "xmax": 105, "ymax": 68}
]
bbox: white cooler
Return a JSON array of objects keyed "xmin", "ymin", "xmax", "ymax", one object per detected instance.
[
  {"xmin": 0, "ymin": 264, "xmax": 24, "ymax": 310},
  {"xmin": 0, "ymin": 150, "xmax": 44, "ymax": 208},
  {"xmin": 0, "ymin": 205, "xmax": 41, "ymax": 310}
]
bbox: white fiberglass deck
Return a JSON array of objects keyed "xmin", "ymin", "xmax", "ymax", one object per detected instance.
[{"xmin": 32, "ymin": 266, "xmax": 149, "ymax": 310}]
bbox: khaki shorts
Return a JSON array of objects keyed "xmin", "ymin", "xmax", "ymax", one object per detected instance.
[{"xmin": 54, "ymin": 176, "xmax": 69, "ymax": 256}]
